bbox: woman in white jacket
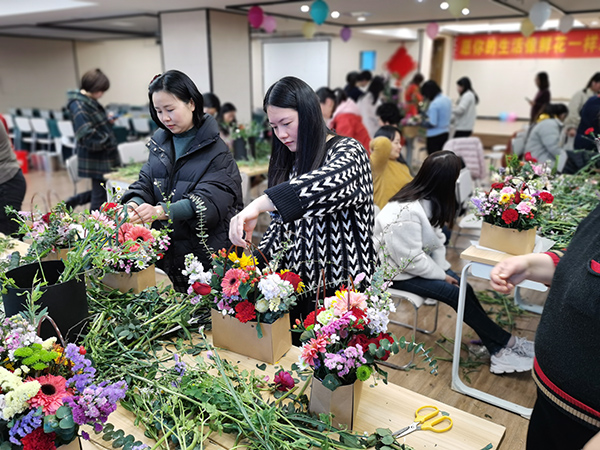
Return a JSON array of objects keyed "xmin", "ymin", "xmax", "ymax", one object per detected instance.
[
  {"xmin": 452, "ymin": 77, "xmax": 478, "ymax": 138},
  {"xmin": 374, "ymin": 151, "xmax": 534, "ymax": 375}
]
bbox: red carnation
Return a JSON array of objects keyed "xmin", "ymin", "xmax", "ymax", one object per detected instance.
[
  {"xmin": 502, "ymin": 209, "xmax": 519, "ymax": 225},
  {"xmin": 348, "ymin": 333, "xmax": 370, "ymax": 351},
  {"xmin": 539, "ymin": 192, "xmax": 554, "ymax": 204},
  {"xmin": 41, "ymin": 212, "xmax": 51, "ymax": 224},
  {"xmin": 491, "ymin": 182, "xmax": 504, "ymax": 190},
  {"xmin": 192, "ymin": 281, "xmax": 211, "ymax": 295},
  {"xmin": 279, "ymin": 271, "xmax": 303, "ymax": 291},
  {"xmin": 304, "ymin": 307, "xmax": 324, "ymax": 328},
  {"xmin": 585, "ymin": 127, "xmax": 595, "ymax": 135},
  {"xmin": 350, "ymin": 307, "xmax": 367, "ymax": 330},
  {"xmin": 101, "ymin": 202, "xmax": 118, "ymax": 212},
  {"xmin": 234, "ymin": 300, "xmax": 256, "ymax": 323},
  {"xmin": 524, "ymin": 152, "xmax": 537, "ymax": 162},
  {"xmin": 21, "ymin": 427, "xmax": 56, "ymax": 450}
]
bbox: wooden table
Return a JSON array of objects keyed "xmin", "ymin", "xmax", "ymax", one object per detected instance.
[
  {"xmin": 82, "ymin": 334, "xmax": 505, "ymax": 450},
  {"xmin": 0, "ymin": 232, "xmax": 30, "ymax": 258}
]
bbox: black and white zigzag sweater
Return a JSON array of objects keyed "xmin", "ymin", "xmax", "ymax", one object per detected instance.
[{"xmin": 260, "ymin": 136, "xmax": 375, "ymax": 293}]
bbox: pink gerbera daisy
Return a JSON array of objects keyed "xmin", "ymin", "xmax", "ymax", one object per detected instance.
[
  {"xmin": 26, "ymin": 374, "xmax": 70, "ymax": 415},
  {"xmin": 221, "ymin": 268, "xmax": 249, "ymax": 297},
  {"xmin": 300, "ymin": 335, "xmax": 328, "ymax": 366},
  {"xmin": 125, "ymin": 225, "xmax": 154, "ymax": 243},
  {"xmin": 117, "ymin": 222, "xmax": 134, "ymax": 243}
]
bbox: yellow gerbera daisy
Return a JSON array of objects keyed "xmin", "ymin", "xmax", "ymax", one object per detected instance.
[{"xmin": 228, "ymin": 252, "xmax": 257, "ymax": 269}]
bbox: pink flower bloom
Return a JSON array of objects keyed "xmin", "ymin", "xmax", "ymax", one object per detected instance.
[
  {"xmin": 221, "ymin": 268, "xmax": 249, "ymax": 297},
  {"xmin": 273, "ymin": 371, "xmax": 295, "ymax": 391},
  {"xmin": 324, "ymin": 290, "xmax": 368, "ymax": 317},
  {"xmin": 118, "ymin": 223, "xmax": 134, "ymax": 243},
  {"xmin": 125, "ymin": 225, "xmax": 154, "ymax": 243},
  {"xmin": 27, "ymin": 374, "xmax": 70, "ymax": 415},
  {"xmin": 301, "ymin": 335, "xmax": 328, "ymax": 365},
  {"xmin": 516, "ymin": 202, "xmax": 532, "ymax": 214}
]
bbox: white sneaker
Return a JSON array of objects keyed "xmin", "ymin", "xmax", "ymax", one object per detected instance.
[
  {"xmin": 511, "ymin": 336, "xmax": 535, "ymax": 358},
  {"xmin": 490, "ymin": 347, "xmax": 533, "ymax": 375}
]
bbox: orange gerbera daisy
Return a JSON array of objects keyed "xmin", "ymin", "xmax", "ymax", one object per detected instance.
[
  {"xmin": 117, "ymin": 222, "xmax": 134, "ymax": 243},
  {"xmin": 125, "ymin": 225, "xmax": 154, "ymax": 243}
]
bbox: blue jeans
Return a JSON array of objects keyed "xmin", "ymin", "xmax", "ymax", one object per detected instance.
[{"xmin": 391, "ymin": 269, "xmax": 511, "ymax": 355}]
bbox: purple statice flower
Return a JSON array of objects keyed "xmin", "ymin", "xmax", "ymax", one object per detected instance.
[
  {"xmin": 323, "ymin": 345, "xmax": 366, "ymax": 377},
  {"xmin": 65, "ymin": 343, "xmax": 96, "ymax": 392},
  {"xmin": 66, "ymin": 380, "xmax": 127, "ymax": 432},
  {"xmin": 170, "ymin": 354, "xmax": 186, "ymax": 388},
  {"xmin": 320, "ymin": 313, "xmax": 352, "ymax": 336},
  {"xmin": 9, "ymin": 407, "xmax": 43, "ymax": 444}
]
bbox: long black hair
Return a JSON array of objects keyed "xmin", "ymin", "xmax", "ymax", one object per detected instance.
[
  {"xmin": 365, "ymin": 76, "xmax": 385, "ymax": 105},
  {"xmin": 264, "ymin": 76, "xmax": 330, "ymax": 187},
  {"xmin": 585, "ymin": 72, "xmax": 600, "ymax": 92},
  {"xmin": 420, "ymin": 80, "xmax": 442, "ymax": 102},
  {"xmin": 457, "ymin": 76, "xmax": 479, "ymax": 104},
  {"xmin": 536, "ymin": 72, "xmax": 550, "ymax": 91},
  {"xmin": 390, "ymin": 151, "xmax": 462, "ymax": 227},
  {"xmin": 148, "ymin": 70, "xmax": 205, "ymax": 132}
]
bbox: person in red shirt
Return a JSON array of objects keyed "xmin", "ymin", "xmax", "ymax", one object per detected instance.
[
  {"xmin": 404, "ymin": 73, "xmax": 424, "ymax": 117},
  {"xmin": 317, "ymin": 87, "xmax": 370, "ymax": 154}
]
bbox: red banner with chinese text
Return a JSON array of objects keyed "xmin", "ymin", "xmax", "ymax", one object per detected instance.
[{"xmin": 454, "ymin": 30, "xmax": 600, "ymax": 59}]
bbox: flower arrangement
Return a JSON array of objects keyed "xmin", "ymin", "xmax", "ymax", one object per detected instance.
[
  {"xmin": 294, "ymin": 270, "xmax": 437, "ymax": 391},
  {"xmin": 183, "ymin": 248, "xmax": 303, "ymax": 327},
  {"xmin": 9, "ymin": 203, "xmax": 80, "ymax": 259},
  {"xmin": 471, "ymin": 155, "xmax": 554, "ymax": 230},
  {"xmin": 0, "ymin": 314, "xmax": 127, "ymax": 449}
]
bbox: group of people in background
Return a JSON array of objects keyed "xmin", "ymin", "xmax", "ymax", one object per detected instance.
[{"xmin": 2, "ymin": 63, "xmax": 600, "ymax": 449}]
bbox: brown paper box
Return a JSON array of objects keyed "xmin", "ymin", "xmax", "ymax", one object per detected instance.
[
  {"xmin": 309, "ymin": 376, "xmax": 363, "ymax": 430},
  {"xmin": 101, "ymin": 265, "xmax": 156, "ymax": 294},
  {"xmin": 211, "ymin": 309, "xmax": 292, "ymax": 364},
  {"xmin": 478, "ymin": 222, "xmax": 536, "ymax": 255},
  {"xmin": 43, "ymin": 247, "xmax": 70, "ymax": 261}
]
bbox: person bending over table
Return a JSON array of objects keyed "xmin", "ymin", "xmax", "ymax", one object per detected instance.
[
  {"xmin": 122, "ymin": 70, "xmax": 243, "ymax": 292},
  {"xmin": 229, "ymin": 76, "xmax": 375, "ymax": 335},
  {"xmin": 490, "ymin": 203, "xmax": 600, "ymax": 450},
  {"xmin": 374, "ymin": 151, "xmax": 534, "ymax": 375}
]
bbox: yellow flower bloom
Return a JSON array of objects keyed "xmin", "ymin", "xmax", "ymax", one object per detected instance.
[
  {"xmin": 228, "ymin": 252, "xmax": 257, "ymax": 269},
  {"xmin": 499, "ymin": 193, "xmax": 513, "ymax": 204}
]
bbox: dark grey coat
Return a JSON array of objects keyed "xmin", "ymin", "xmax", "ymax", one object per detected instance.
[{"xmin": 122, "ymin": 115, "xmax": 243, "ymax": 286}]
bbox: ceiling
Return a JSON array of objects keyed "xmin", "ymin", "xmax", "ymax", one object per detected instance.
[{"xmin": 0, "ymin": 0, "xmax": 599, "ymax": 41}]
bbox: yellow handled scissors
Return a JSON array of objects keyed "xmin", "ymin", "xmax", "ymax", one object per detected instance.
[{"xmin": 392, "ymin": 405, "xmax": 453, "ymax": 438}]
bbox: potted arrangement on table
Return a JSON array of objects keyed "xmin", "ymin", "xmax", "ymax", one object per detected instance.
[
  {"xmin": 183, "ymin": 248, "xmax": 304, "ymax": 364},
  {"xmin": 95, "ymin": 203, "xmax": 171, "ymax": 294},
  {"xmin": 0, "ymin": 309, "xmax": 127, "ymax": 449},
  {"xmin": 294, "ymin": 269, "xmax": 438, "ymax": 429},
  {"xmin": 471, "ymin": 155, "xmax": 554, "ymax": 255},
  {"xmin": 230, "ymin": 121, "xmax": 265, "ymax": 161}
]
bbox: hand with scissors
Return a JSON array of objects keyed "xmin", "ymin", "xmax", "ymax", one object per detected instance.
[{"xmin": 393, "ymin": 405, "xmax": 453, "ymax": 438}]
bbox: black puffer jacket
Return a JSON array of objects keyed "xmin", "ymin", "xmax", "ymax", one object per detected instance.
[{"xmin": 122, "ymin": 115, "xmax": 243, "ymax": 287}]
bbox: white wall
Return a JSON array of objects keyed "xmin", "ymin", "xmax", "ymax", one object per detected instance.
[
  {"xmin": 251, "ymin": 38, "xmax": 263, "ymax": 111},
  {"xmin": 75, "ymin": 38, "xmax": 161, "ymax": 106},
  {"xmin": 0, "ymin": 36, "xmax": 77, "ymax": 111},
  {"xmin": 209, "ymin": 10, "xmax": 252, "ymax": 124},
  {"xmin": 160, "ymin": 10, "xmax": 211, "ymax": 93},
  {"xmin": 447, "ymin": 35, "xmax": 600, "ymax": 119}
]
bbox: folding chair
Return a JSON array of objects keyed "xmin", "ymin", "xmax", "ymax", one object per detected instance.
[{"xmin": 118, "ymin": 141, "xmax": 148, "ymax": 165}]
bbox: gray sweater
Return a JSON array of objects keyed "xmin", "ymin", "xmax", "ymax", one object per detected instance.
[
  {"xmin": 0, "ymin": 120, "xmax": 19, "ymax": 185},
  {"xmin": 525, "ymin": 118, "xmax": 564, "ymax": 165}
]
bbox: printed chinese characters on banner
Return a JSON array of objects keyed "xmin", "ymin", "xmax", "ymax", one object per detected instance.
[{"xmin": 454, "ymin": 29, "xmax": 600, "ymax": 59}]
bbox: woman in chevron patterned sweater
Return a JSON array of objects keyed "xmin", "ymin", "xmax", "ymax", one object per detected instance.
[{"xmin": 230, "ymin": 76, "xmax": 375, "ymax": 327}]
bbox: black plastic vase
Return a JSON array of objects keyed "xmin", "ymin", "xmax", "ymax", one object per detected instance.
[
  {"xmin": 233, "ymin": 137, "xmax": 248, "ymax": 160},
  {"xmin": 2, "ymin": 260, "xmax": 88, "ymax": 343}
]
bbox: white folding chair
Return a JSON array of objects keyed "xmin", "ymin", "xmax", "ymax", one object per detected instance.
[
  {"xmin": 14, "ymin": 116, "xmax": 34, "ymax": 151},
  {"xmin": 30, "ymin": 118, "xmax": 54, "ymax": 152},
  {"xmin": 450, "ymin": 168, "xmax": 482, "ymax": 248},
  {"xmin": 118, "ymin": 140, "xmax": 148, "ymax": 165},
  {"xmin": 39, "ymin": 110, "xmax": 52, "ymax": 119},
  {"xmin": 65, "ymin": 155, "xmax": 80, "ymax": 195},
  {"xmin": 131, "ymin": 118, "xmax": 151, "ymax": 138},
  {"xmin": 3, "ymin": 114, "xmax": 15, "ymax": 141},
  {"xmin": 381, "ymin": 289, "xmax": 440, "ymax": 370}
]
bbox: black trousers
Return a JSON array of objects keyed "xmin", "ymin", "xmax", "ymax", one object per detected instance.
[
  {"xmin": 0, "ymin": 170, "xmax": 26, "ymax": 235},
  {"xmin": 453, "ymin": 130, "xmax": 472, "ymax": 138},
  {"xmin": 426, "ymin": 132, "xmax": 449, "ymax": 155},
  {"xmin": 66, "ymin": 178, "xmax": 106, "ymax": 211},
  {"xmin": 527, "ymin": 392, "xmax": 598, "ymax": 450}
]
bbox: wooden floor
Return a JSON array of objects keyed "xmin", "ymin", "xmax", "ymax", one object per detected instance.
[{"xmin": 20, "ymin": 124, "xmax": 538, "ymax": 449}]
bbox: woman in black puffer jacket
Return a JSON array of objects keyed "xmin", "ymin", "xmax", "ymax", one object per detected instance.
[{"xmin": 122, "ymin": 70, "xmax": 243, "ymax": 291}]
